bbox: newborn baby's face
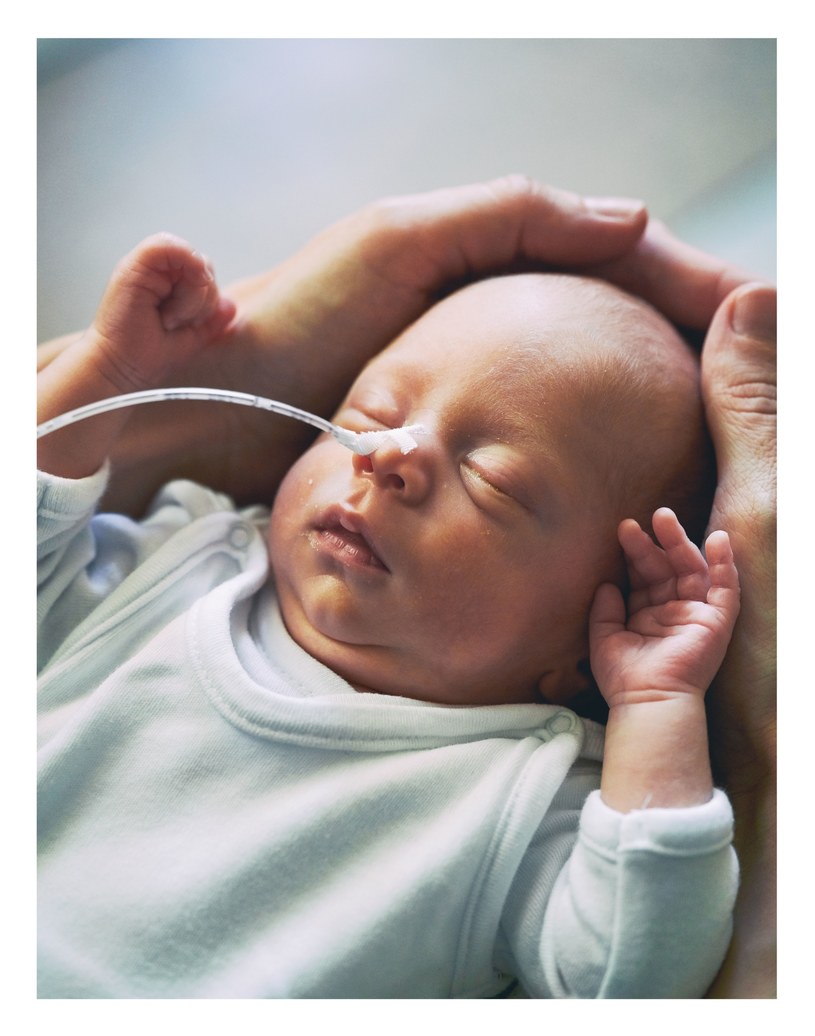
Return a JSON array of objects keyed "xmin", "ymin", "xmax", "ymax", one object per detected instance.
[{"xmin": 268, "ymin": 275, "xmax": 678, "ymax": 706}]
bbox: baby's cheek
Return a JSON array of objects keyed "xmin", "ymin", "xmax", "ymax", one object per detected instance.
[
  {"xmin": 267, "ymin": 477, "xmax": 302, "ymax": 558},
  {"xmin": 274, "ymin": 453, "xmax": 317, "ymax": 510},
  {"xmin": 267, "ymin": 452, "xmax": 330, "ymax": 553}
]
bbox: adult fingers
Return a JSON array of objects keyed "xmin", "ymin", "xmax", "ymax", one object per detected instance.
[
  {"xmin": 364, "ymin": 178, "xmax": 756, "ymax": 330},
  {"xmin": 585, "ymin": 219, "xmax": 757, "ymax": 331},
  {"xmin": 348, "ymin": 175, "xmax": 649, "ymax": 295}
]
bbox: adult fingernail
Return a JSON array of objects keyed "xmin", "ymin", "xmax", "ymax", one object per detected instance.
[
  {"xmin": 730, "ymin": 285, "xmax": 777, "ymax": 340},
  {"xmin": 584, "ymin": 196, "xmax": 646, "ymax": 220}
]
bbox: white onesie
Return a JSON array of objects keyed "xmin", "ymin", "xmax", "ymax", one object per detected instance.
[{"xmin": 37, "ymin": 468, "xmax": 738, "ymax": 998}]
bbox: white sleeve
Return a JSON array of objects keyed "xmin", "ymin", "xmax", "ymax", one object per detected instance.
[
  {"xmin": 503, "ymin": 788, "xmax": 738, "ymax": 998},
  {"xmin": 38, "ymin": 466, "xmax": 111, "ymax": 670},
  {"xmin": 37, "ymin": 469, "xmax": 244, "ymax": 671}
]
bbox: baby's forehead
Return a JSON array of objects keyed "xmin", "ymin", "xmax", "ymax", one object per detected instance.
[
  {"xmin": 388, "ymin": 276, "xmax": 644, "ymax": 390},
  {"xmin": 401, "ymin": 273, "xmax": 656, "ymax": 362}
]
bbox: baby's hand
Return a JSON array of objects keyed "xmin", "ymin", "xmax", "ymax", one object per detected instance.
[
  {"xmin": 589, "ymin": 508, "xmax": 741, "ymax": 709},
  {"xmin": 37, "ymin": 234, "xmax": 237, "ymax": 479},
  {"xmin": 88, "ymin": 233, "xmax": 236, "ymax": 392}
]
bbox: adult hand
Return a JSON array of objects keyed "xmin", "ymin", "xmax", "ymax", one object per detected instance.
[
  {"xmin": 38, "ymin": 176, "xmax": 752, "ymax": 511},
  {"xmin": 699, "ymin": 283, "xmax": 777, "ymax": 998}
]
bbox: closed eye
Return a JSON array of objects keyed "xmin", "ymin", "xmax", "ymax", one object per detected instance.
[
  {"xmin": 335, "ymin": 386, "xmax": 403, "ymax": 433},
  {"xmin": 336, "ymin": 405, "xmax": 395, "ymax": 434},
  {"xmin": 341, "ymin": 412, "xmax": 382, "ymax": 432},
  {"xmin": 461, "ymin": 461, "xmax": 516, "ymax": 505},
  {"xmin": 461, "ymin": 445, "xmax": 539, "ymax": 514}
]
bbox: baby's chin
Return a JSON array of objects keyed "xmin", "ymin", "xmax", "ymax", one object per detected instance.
[
  {"xmin": 272, "ymin": 570, "xmax": 546, "ymax": 707},
  {"xmin": 319, "ymin": 647, "xmax": 543, "ymax": 707}
]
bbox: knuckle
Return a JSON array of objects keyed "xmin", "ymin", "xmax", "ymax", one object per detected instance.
[
  {"xmin": 719, "ymin": 379, "xmax": 777, "ymax": 416},
  {"xmin": 485, "ymin": 173, "xmax": 540, "ymax": 203},
  {"xmin": 358, "ymin": 197, "xmax": 416, "ymax": 250},
  {"xmin": 483, "ymin": 173, "xmax": 561, "ymax": 218}
]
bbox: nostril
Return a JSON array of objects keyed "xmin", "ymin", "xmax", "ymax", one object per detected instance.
[
  {"xmin": 353, "ymin": 446, "xmax": 418, "ymax": 495},
  {"xmin": 354, "ymin": 455, "xmax": 374, "ymax": 474}
]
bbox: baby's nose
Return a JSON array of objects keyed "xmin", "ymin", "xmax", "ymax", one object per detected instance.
[{"xmin": 352, "ymin": 435, "xmax": 432, "ymax": 504}]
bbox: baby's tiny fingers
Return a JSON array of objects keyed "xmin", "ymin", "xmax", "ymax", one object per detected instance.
[
  {"xmin": 196, "ymin": 295, "xmax": 238, "ymax": 339},
  {"xmin": 160, "ymin": 254, "xmax": 222, "ymax": 331},
  {"xmin": 617, "ymin": 517, "xmax": 679, "ymax": 608},
  {"xmin": 705, "ymin": 529, "xmax": 741, "ymax": 605},
  {"xmin": 618, "ymin": 518, "xmax": 672, "ymax": 587},
  {"xmin": 652, "ymin": 507, "xmax": 710, "ymax": 600}
]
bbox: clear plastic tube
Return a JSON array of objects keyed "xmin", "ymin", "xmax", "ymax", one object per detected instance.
[{"xmin": 36, "ymin": 386, "xmax": 423, "ymax": 456}]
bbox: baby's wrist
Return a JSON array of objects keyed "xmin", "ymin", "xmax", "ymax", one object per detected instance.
[
  {"xmin": 604, "ymin": 685, "xmax": 707, "ymax": 711},
  {"xmin": 601, "ymin": 696, "xmax": 713, "ymax": 812},
  {"xmin": 82, "ymin": 325, "xmax": 167, "ymax": 395},
  {"xmin": 37, "ymin": 330, "xmax": 144, "ymax": 479}
]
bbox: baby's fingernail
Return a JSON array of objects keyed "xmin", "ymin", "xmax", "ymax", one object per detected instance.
[
  {"xmin": 584, "ymin": 195, "xmax": 645, "ymax": 220},
  {"xmin": 730, "ymin": 285, "xmax": 777, "ymax": 340},
  {"xmin": 190, "ymin": 249, "xmax": 214, "ymax": 278}
]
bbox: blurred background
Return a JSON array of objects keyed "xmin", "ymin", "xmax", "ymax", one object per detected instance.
[{"xmin": 37, "ymin": 37, "xmax": 776, "ymax": 343}]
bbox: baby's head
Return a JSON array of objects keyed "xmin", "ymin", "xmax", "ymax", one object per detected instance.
[{"xmin": 269, "ymin": 274, "xmax": 714, "ymax": 707}]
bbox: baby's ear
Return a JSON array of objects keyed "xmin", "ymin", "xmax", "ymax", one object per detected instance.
[
  {"xmin": 536, "ymin": 658, "xmax": 591, "ymax": 707},
  {"xmin": 538, "ymin": 659, "xmax": 609, "ymax": 723}
]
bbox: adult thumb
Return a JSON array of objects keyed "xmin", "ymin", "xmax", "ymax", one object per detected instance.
[{"xmin": 701, "ymin": 282, "xmax": 776, "ymax": 516}]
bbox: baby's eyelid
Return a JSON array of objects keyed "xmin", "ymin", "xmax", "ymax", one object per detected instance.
[
  {"xmin": 341, "ymin": 403, "xmax": 395, "ymax": 430},
  {"xmin": 343, "ymin": 391, "xmax": 402, "ymax": 428},
  {"xmin": 349, "ymin": 408, "xmax": 387, "ymax": 428},
  {"xmin": 462, "ymin": 459, "xmax": 513, "ymax": 500},
  {"xmin": 463, "ymin": 450, "xmax": 539, "ymax": 512}
]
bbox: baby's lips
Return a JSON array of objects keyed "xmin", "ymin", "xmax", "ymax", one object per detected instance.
[
  {"xmin": 340, "ymin": 511, "xmax": 389, "ymax": 570},
  {"xmin": 326, "ymin": 503, "xmax": 391, "ymax": 572}
]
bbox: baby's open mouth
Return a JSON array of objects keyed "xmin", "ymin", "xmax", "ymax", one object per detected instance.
[{"xmin": 313, "ymin": 520, "xmax": 389, "ymax": 572}]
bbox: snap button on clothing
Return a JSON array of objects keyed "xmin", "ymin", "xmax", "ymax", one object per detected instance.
[
  {"xmin": 228, "ymin": 524, "xmax": 252, "ymax": 550},
  {"xmin": 545, "ymin": 712, "xmax": 575, "ymax": 735}
]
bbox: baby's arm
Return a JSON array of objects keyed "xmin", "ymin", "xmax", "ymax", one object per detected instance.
[
  {"xmin": 37, "ymin": 234, "xmax": 236, "ymax": 480},
  {"xmin": 589, "ymin": 508, "xmax": 741, "ymax": 812}
]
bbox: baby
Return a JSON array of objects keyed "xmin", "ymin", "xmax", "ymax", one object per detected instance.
[{"xmin": 37, "ymin": 235, "xmax": 740, "ymax": 998}]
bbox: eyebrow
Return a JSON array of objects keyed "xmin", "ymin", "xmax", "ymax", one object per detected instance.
[{"xmin": 471, "ymin": 364, "xmax": 552, "ymax": 452}]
